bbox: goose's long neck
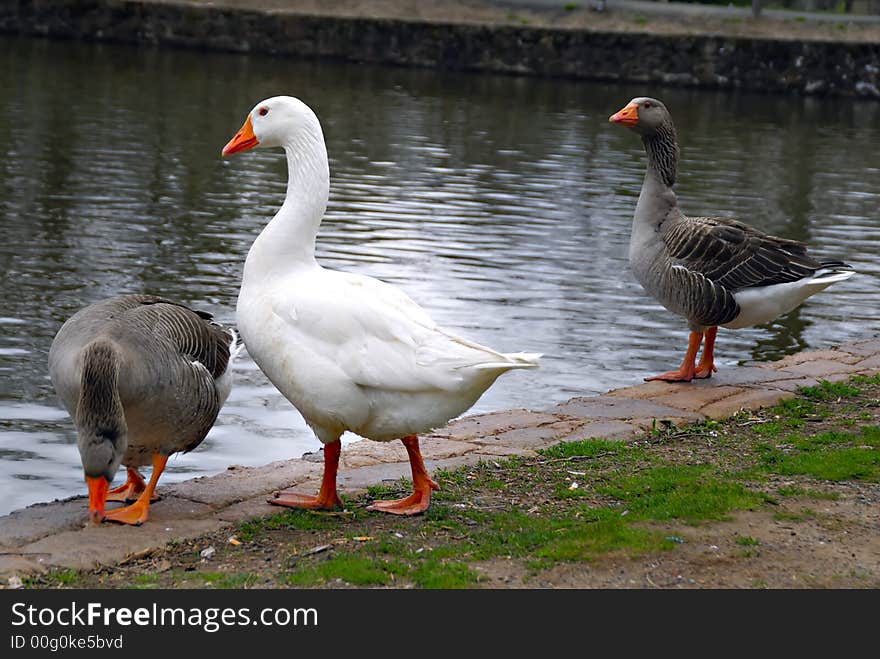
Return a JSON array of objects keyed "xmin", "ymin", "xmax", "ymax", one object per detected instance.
[
  {"xmin": 630, "ymin": 120, "xmax": 681, "ymax": 267},
  {"xmin": 243, "ymin": 129, "xmax": 330, "ymax": 283},
  {"xmin": 632, "ymin": 122, "xmax": 680, "ymax": 240},
  {"xmin": 643, "ymin": 122, "xmax": 679, "ymax": 190},
  {"xmin": 76, "ymin": 340, "xmax": 126, "ymax": 441}
]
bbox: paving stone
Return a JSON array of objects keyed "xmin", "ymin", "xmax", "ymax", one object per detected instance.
[
  {"xmin": 776, "ymin": 359, "xmax": 862, "ymax": 378},
  {"xmin": 18, "ymin": 519, "xmax": 224, "ymax": 571},
  {"xmin": 853, "ymin": 355, "xmax": 880, "ymax": 371},
  {"xmin": 470, "ymin": 421, "xmax": 585, "ymax": 451},
  {"xmin": 0, "ymin": 498, "xmax": 90, "ymax": 548},
  {"xmin": 770, "ymin": 349, "xmax": 863, "ymax": 370},
  {"xmin": 554, "ymin": 395, "xmax": 704, "ymax": 423},
  {"xmin": 434, "ymin": 409, "xmax": 563, "ymax": 441},
  {"xmin": 606, "ymin": 381, "xmax": 681, "ymax": 400},
  {"xmin": 701, "ymin": 389, "xmax": 795, "ymax": 420},
  {"xmin": 164, "ymin": 459, "xmax": 322, "ymax": 507},
  {"xmin": 652, "ymin": 385, "xmax": 745, "ymax": 413},
  {"xmin": 837, "ymin": 337, "xmax": 880, "ymax": 357},
  {"xmin": 553, "ymin": 420, "xmax": 638, "ymax": 444},
  {"xmin": 102, "ymin": 497, "xmax": 215, "ymax": 522},
  {"xmin": 755, "ymin": 377, "xmax": 820, "ymax": 392}
]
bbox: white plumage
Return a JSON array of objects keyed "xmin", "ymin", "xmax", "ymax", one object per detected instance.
[{"xmin": 223, "ymin": 96, "xmax": 538, "ymax": 514}]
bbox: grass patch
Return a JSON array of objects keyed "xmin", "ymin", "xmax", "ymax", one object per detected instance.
[
  {"xmin": 736, "ymin": 536, "xmax": 760, "ymax": 546},
  {"xmin": 540, "ymin": 438, "xmax": 630, "ymax": 460},
  {"xmin": 798, "ymin": 380, "xmax": 861, "ymax": 401},
  {"xmin": 410, "ymin": 559, "xmax": 480, "ymax": 589},
  {"xmin": 776, "ymin": 485, "xmax": 840, "ymax": 500},
  {"xmin": 236, "ymin": 508, "xmax": 359, "ymax": 540},
  {"xmin": 765, "ymin": 447, "xmax": 880, "ymax": 481},
  {"xmin": 285, "ymin": 554, "xmax": 406, "ymax": 587},
  {"xmin": 596, "ymin": 465, "xmax": 763, "ymax": 523},
  {"xmin": 851, "ymin": 375, "xmax": 880, "ymax": 386}
]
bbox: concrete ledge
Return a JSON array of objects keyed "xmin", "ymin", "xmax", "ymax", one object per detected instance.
[
  {"xmin": 1, "ymin": 337, "xmax": 878, "ymax": 579},
  {"xmin": 0, "ymin": 0, "xmax": 878, "ymax": 97}
]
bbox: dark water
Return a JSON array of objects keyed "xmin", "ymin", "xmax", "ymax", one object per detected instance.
[{"xmin": 0, "ymin": 37, "xmax": 877, "ymax": 516}]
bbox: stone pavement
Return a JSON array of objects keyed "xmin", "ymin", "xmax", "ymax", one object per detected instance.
[{"xmin": 1, "ymin": 337, "xmax": 879, "ymax": 580}]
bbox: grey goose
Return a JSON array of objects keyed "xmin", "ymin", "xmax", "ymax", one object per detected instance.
[
  {"xmin": 48, "ymin": 294, "xmax": 238, "ymax": 524},
  {"xmin": 609, "ymin": 97, "xmax": 854, "ymax": 382}
]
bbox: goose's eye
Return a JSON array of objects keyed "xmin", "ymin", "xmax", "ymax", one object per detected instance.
[
  {"xmin": 643, "ymin": 101, "xmax": 652, "ymax": 109},
  {"xmin": 258, "ymin": 107, "xmax": 269, "ymax": 117}
]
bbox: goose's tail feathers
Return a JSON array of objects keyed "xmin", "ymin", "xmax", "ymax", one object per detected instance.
[
  {"xmin": 473, "ymin": 352, "xmax": 542, "ymax": 371},
  {"xmin": 811, "ymin": 261, "xmax": 855, "ymax": 286}
]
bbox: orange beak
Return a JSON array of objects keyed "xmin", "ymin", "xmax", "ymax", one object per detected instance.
[
  {"xmin": 609, "ymin": 103, "xmax": 639, "ymax": 127},
  {"xmin": 86, "ymin": 476, "xmax": 109, "ymax": 523},
  {"xmin": 222, "ymin": 115, "xmax": 259, "ymax": 156}
]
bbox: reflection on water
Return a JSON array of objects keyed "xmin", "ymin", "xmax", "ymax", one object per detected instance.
[{"xmin": 0, "ymin": 37, "xmax": 877, "ymax": 516}]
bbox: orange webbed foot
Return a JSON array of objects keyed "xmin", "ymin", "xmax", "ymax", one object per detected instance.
[
  {"xmin": 268, "ymin": 489, "xmax": 342, "ymax": 510},
  {"xmin": 694, "ymin": 362, "xmax": 717, "ymax": 379},
  {"xmin": 103, "ymin": 499, "xmax": 150, "ymax": 526},
  {"xmin": 645, "ymin": 368, "xmax": 696, "ymax": 383},
  {"xmin": 106, "ymin": 469, "xmax": 144, "ymax": 502},
  {"xmin": 367, "ymin": 478, "xmax": 439, "ymax": 516}
]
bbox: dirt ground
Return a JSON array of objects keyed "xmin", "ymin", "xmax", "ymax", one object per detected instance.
[{"xmin": 33, "ymin": 378, "xmax": 879, "ymax": 590}]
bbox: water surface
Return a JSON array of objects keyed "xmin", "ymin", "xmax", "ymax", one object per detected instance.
[{"xmin": 0, "ymin": 37, "xmax": 877, "ymax": 516}]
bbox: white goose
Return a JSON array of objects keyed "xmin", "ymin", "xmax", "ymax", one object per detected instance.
[
  {"xmin": 222, "ymin": 96, "xmax": 540, "ymax": 515},
  {"xmin": 610, "ymin": 97, "xmax": 855, "ymax": 382}
]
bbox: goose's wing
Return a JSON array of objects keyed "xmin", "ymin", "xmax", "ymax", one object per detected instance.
[
  {"xmin": 121, "ymin": 297, "xmax": 235, "ymax": 380},
  {"xmin": 663, "ymin": 215, "xmax": 821, "ymax": 290},
  {"xmin": 658, "ymin": 215, "xmax": 824, "ymax": 328},
  {"xmin": 276, "ymin": 272, "xmax": 527, "ymax": 393}
]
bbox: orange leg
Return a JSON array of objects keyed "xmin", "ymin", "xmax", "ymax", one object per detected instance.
[
  {"xmin": 269, "ymin": 440, "xmax": 343, "ymax": 510},
  {"xmin": 694, "ymin": 326, "xmax": 718, "ymax": 379},
  {"xmin": 106, "ymin": 468, "xmax": 150, "ymax": 502},
  {"xmin": 103, "ymin": 454, "xmax": 168, "ymax": 526},
  {"xmin": 367, "ymin": 435, "xmax": 439, "ymax": 516},
  {"xmin": 646, "ymin": 331, "xmax": 703, "ymax": 382}
]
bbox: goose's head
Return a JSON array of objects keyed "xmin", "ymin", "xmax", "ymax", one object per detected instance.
[
  {"xmin": 80, "ymin": 422, "xmax": 127, "ymax": 524},
  {"xmin": 609, "ymin": 97, "xmax": 670, "ymax": 136},
  {"xmin": 222, "ymin": 95, "xmax": 322, "ymax": 156}
]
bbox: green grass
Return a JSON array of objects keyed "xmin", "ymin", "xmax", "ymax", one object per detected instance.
[
  {"xmin": 236, "ymin": 508, "xmax": 359, "ymax": 540},
  {"xmin": 766, "ymin": 448, "xmax": 880, "ymax": 481},
  {"xmin": 285, "ymin": 555, "xmax": 404, "ymax": 587},
  {"xmin": 596, "ymin": 465, "xmax": 763, "ymax": 523},
  {"xmin": 798, "ymin": 380, "xmax": 861, "ymax": 401},
  {"xmin": 776, "ymin": 485, "xmax": 840, "ymax": 500},
  {"xmin": 736, "ymin": 536, "xmax": 760, "ymax": 547},
  {"xmin": 441, "ymin": 507, "xmax": 672, "ymax": 570},
  {"xmin": 540, "ymin": 438, "xmax": 630, "ymax": 460},
  {"xmin": 410, "ymin": 559, "xmax": 480, "ymax": 589}
]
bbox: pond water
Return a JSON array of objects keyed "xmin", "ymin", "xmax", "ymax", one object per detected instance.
[{"xmin": 0, "ymin": 36, "xmax": 877, "ymax": 516}]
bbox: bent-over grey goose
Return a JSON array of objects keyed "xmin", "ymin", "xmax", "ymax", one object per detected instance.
[
  {"xmin": 609, "ymin": 97, "xmax": 854, "ymax": 382},
  {"xmin": 49, "ymin": 294, "xmax": 239, "ymax": 524}
]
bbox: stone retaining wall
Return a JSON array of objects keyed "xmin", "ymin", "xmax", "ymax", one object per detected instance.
[{"xmin": 1, "ymin": 0, "xmax": 878, "ymax": 97}]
